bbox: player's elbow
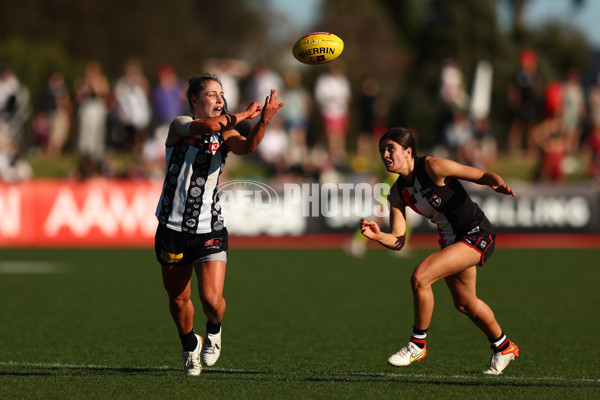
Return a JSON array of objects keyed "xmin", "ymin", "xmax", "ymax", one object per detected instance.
[{"xmin": 390, "ymin": 235, "xmax": 405, "ymax": 250}]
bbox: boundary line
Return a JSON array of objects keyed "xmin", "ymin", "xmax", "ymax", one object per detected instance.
[
  {"xmin": 0, "ymin": 261, "xmax": 67, "ymax": 274},
  {"xmin": 2, "ymin": 361, "xmax": 598, "ymax": 385}
]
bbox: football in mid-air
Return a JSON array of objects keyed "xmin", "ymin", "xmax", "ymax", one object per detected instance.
[{"xmin": 292, "ymin": 32, "xmax": 344, "ymax": 65}]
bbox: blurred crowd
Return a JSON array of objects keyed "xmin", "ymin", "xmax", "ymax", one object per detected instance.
[
  {"xmin": 1, "ymin": 51, "xmax": 599, "ymax": 186},
  {"xmin": 504, "ymin": 49, "xmax": 600, "ymax": 185},
  {"xmin": 436, "ymin": 50, "xmax": 600, "ymax": 186}
]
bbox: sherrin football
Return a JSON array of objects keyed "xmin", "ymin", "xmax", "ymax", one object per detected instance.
[{"xmin": 292, "ymin": 32, "xmax": 344, "ymax": 65}]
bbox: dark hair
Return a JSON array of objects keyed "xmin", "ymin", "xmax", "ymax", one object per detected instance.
[
  {"xmin": 379, "ymin": 127, "xmax": 417, "ymax": 158},
  {"xmin": 186, "ymin": 73, "xmax": 229, "ymax": 114}
]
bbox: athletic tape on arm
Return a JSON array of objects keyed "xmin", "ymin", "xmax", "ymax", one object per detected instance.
[{"xmin": 174, "ymin": 116, "xmax": 193, "ymax": 136}]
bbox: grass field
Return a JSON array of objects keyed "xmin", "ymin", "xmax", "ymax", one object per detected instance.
[{"xmin": 1, "ymin": 247, "xmax": 599, "ymax": 399}]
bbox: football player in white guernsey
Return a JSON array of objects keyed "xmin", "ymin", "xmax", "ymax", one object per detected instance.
[
  {"xmin": 360, "ymin": 127, "xmax": 519, "ymax": 375},
  {"xmin": 154, "ymin": 74, "xmax": 284, "ymax": 375}
]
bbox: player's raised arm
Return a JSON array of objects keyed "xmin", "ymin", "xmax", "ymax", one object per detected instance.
[
  {"xmin": 425, "ymin": 157, "xmax": 515, "ymax": 197},
  {"xmin": 224, "ymin": 89, "xmax": 284, "ymax": 155}
]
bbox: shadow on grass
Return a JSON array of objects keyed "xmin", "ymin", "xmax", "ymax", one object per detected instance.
[
  {"xmin": 0, "ymin": 364, "xmax": 177, "ymax": 377},
  {"xmin": 200, "ymin": 369, "xmax": 600, "ymax": 388},
  {"xmin": 2, "ymin": 364, "xmax": 598, "ymax": 389}
]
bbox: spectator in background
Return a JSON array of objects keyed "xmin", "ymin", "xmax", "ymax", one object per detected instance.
[
  {"xmin": 532, "ymin": 82, "xmax": 566, "ymax": 184},
  {"xmin": 582, "ymin": 121, "xmax": 600, "ymax": 185},
  {"xmin": 586, "ymin": 73, "xmax": 600, "ymax": 185},
  {"xmin": 560, "ymin": 67, "xmax": 585, "ymax": 155},
  {"xmin": 438, "ymin": 60, "xmax": 469, "ymax": 131},
  {"xmin": 112, "ymin": 58, "xmax": 152, "ymax": 155},
  {"xmin": 0, "ymin": 139, "xmax": 32, "ymax": 182},
  {"xmin": 508, "ymin": 49, "xmax": 542, "ymax": 156},
  {"xmin": 0, "ymin": 65, "xmax": 30, "ymax": 148},
  {"xmin": 256, "ymin": 114, "xmax": 289, "ymax": 174},
  {"xmin": 468, "ymin": 60, "xmax": 497, "ymax": 170},
  {"xmin": 355, "ymin": 78, "xmax": 389, "ymax": 171},
  {"xmin": 534, "ymin": 129, "xmax": 567, "ymax": 184},
  {"xmin": 152, "ymin": 63, "xmax": 185, "ymax": 126},
  {"xmin": 75, "ymin": 61, "xmax": 110, "ymax": 161},
  {"xmin": 314, "ymin": 61, "xmax": 351, "ymax": 167},
  {"xmin": 437, "ymin": 60, "xmax": 473, "ymax": 160},
  {"xmin": 247, "ymin": 63, "xmax": 283, "ymax": 103},
  {"xmin": 141, "ymin": 63, "xmax": 186, "ymax": 180},
  {"xmin": 281, "ymin": 69, "xmax": 312, "ymax": 168},
  {"xmin": 42, "ymin": 72, "xmax": 73, "ymax": 157},
  {"xmin": 587, "ymin": 72, "xmax": 600, "ymax": 131}
]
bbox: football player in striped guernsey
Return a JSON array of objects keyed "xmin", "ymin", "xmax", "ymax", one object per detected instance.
[{"xmin": 154, "ymin": 74, "xmax": 283, "ymax": 375}]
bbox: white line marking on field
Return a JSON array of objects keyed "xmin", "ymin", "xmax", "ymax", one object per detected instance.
[
  {"xmin": 0, "ymin": 262, "xmax": 67, "ymax": 274},
  {"xmin": 2, "ymin": 361, "xmax": 598, "ymax": 385},
  {"xmin": 0, "ymin": 361, "xmax": 170, "ymax": 370}
]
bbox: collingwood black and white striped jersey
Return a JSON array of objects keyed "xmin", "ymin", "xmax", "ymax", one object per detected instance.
[{"xmin": 155, "ymin": 124, "xmax": 227, "ymax": 234}]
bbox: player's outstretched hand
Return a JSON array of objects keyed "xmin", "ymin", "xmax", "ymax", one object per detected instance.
[
  {"xmin": 360, "ymin": 218, "xmax": 381, "ymax": 241},
  {"xmin": 261, "ymin": 89, "xmax": 285, "ymax": 124},
  {"xmin": 492, "ymin": 184, "xmax": 515, "ymax": 197}
]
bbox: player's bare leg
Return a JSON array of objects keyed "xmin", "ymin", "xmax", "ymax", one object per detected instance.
[
  {"xmin": 389, "ymin": 243, "xmax": 481, "ymax": 367},
  {"xmin": 162, "ymin": 264, "xmax": 195, "ymax": 334},
  {"xmin": 162, "ymin": 264, "xmax": 202, "ymax": 375},
  {"xmin": 445, "ymin": 255, "xmax": 519, "ymax": 375},
  {"xmin": 196, "ymin": 260, "xmax": 226, "ymax": 366},
  {"xmin": 411, "ymin": 243, "xmax": 481, "ymax": 330},
  {"xmin": 445, "ymin": 265, "xmax": 501, "ymax": 338}
]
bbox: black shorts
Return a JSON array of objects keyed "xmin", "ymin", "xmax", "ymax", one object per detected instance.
[
  {"xmin": 154, "ymin": 223, "xmax": 228, "ymax": 266},
  {"xmin": 460, "ymin": 233, "xmax": 495, "ymax": 266}
]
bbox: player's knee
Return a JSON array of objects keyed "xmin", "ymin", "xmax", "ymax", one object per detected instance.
[
  {"xmin": 410, "ymin": 270, "xmax": 429, "ymax": 291},
  {"xmin": 170, "ymin": 295, "xmax": 191, "ymax": 310},
  {"xmin": 201, "ymin": 293, "xmax": 224, "ymax": 312}
]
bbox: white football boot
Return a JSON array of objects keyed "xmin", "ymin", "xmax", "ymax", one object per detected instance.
[
  {"xmin": 181, "ymin": 334, "xmax": 203, "ymax": 376},
  {"xmin": 483, "ymin": 341, "xmax": 519, "ymax": 375},
  {"xmin": 201, "ymin": 329, "xmax": 222, "ymax": 366},
  {"xmin": 387, "ymin": 341, "xmax": 427, "ymax": 367}
]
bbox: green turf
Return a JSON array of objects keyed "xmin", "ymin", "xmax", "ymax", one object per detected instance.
[{"xmin": 0, "ymin": 248, "xmax": 599, "ymax": 399}]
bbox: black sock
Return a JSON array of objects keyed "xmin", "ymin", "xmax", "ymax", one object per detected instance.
[
  {"xmin": 410, "ymin": 327, "xmax": 428, "ymax": 349},
  {"xmin": 489, "ymin": 332, "xmax": 509, "ymax": 353},
  {"xmin": 206, "ymin": 321, "xmax": 221, "ymax": 335},
  {"xmin": 179, "ymin": 329, "xmax": 198, "ymax": 351}
]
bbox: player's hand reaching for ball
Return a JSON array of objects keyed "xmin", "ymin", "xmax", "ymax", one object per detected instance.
[
  {"xmin": 261, "ymin": 89, "xmax": 285, "ymax": 124},
  {"xmin": 360, "ymin": 218, "xmax": 381, "ymax": 241},
  {"xmin": 492, "ymin": 184, "xmax": 515, "ymax": 197}
]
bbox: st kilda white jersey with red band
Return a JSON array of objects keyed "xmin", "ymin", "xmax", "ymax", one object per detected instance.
[
  {"xmin": 155, "ymin": 130, "xmax": 227, "ymax": 234},
  {"xmin": 395, "ymin": 156, "xmax": 494, "ymax": 247}
]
